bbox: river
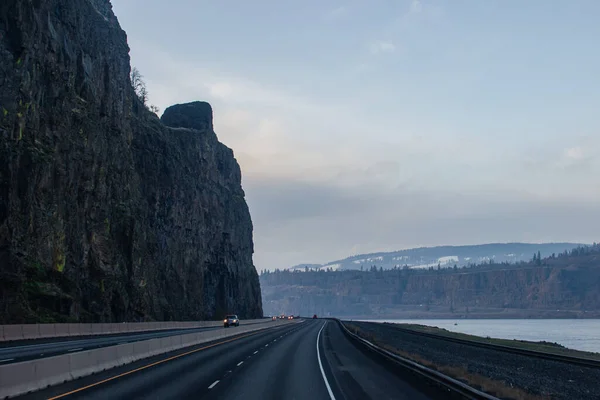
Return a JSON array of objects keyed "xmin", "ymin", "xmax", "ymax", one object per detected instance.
[{"xmin": 358, "ymin": 319, "xmax": 600, "ymax": 353}]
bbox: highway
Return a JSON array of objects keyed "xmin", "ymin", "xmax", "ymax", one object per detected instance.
[
  {"xmin": 0, "ymin": 321, "xmax": 268, "ymax": 365},
  {"xmin": 17, "ymin": 319, "xmax": 446, "ymax": 400}
]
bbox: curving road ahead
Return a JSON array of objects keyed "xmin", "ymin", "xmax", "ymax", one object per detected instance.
[
  {"xmin": 17, "ymin": 319, "xmax": 447, "ymax": 400},
  {"xmin": 0, "ymin": 321, "xmax": 269, "ymax": 365}
]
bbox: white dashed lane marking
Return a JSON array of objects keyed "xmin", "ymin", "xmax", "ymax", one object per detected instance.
[
  {"xmin": 208, "ymin": 380, "xmax": 219, "ymax": 389},
  {"xmin": 237, "ymin": 361, "xmax": 244, "ymax": 367}
]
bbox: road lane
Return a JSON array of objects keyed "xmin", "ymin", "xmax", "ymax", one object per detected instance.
[
  {"xmin": 206, "ymin": 319, "xmax": 332, "ymax": 400},
  {"xmin": 0, "ymin": 321, "xmax": 271, "ymax": 364},
  {"xmin": 17, "ymin": 322, "xmax": 305, "ymax": 400},
  {"xmin": 321, "ymin": 320, "xmax": 432, "ymax": 400},
  {"xmin": 207, "ymin": 320, "xmax": 433, "ymax": 400},
  {"xmin": 17, "ymin": 320, "xmax": 446, "ymax": 399}
]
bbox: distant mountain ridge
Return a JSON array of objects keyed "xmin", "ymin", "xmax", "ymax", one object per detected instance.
[
  {"xmin": 288, "ymin": 243, "xmax": 585, "ymax": 272},
  {"xmin": 262, "ymin": 243, "xmax": 600, "ymax": 318}
]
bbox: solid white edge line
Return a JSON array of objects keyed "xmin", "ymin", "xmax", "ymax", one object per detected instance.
[
  {"xmin": 208, "ymin": 380, "xmax": 220, "ymax": 389},
  {"xmin": 317, "ymin": 321, "xmax": 336, "ymax": 400},
  {"xmin": 0, "ymin": 358, "xmax": 14, "ymax": 363},
  {"xmin": 68, "ymin": 348, "xmax": 83, "ymax": 352}
]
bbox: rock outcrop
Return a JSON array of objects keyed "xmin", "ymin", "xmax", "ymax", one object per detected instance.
[{"xmin": 0, "ymin": 0, "xmax": 262, "ymax": 322}]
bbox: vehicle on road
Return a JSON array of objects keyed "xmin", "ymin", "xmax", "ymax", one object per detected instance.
[
  {"xmin": 223, "ymin": 315, "xmax": 239, "ymax": 327},
  {"xmin": 313, "ymin": 314, "xmax": 317, "ymax": 319},
  {"xmin": 271, "ymin": 316, "xmax": 277, "ymax": 321},
  {"xmin": 288, "ymin": 315, "xmax": 294, "ymax": 320}
]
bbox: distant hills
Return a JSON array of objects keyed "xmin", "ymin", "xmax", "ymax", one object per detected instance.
[
  {"xmin": 261, "ymin": 243, "xmax": 600, "ymax": 318},
  {"xmin": 287, "ymin": 243, "xmax": 585, "ymax": 272}
]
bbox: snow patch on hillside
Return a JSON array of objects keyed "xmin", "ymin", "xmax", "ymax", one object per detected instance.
[{"xmin": 438, "ymin": 256, "xmax": 458, "ymax": 264}]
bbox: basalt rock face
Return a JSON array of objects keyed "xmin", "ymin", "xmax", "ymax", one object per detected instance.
[{"xmin": 0, "ymin": 0, "xmax": 262, "ymax": 322}]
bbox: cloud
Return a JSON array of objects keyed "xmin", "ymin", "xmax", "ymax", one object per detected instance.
[
  {"xmin": 324, "ymin": 6, "xmax": 348, "ymax": 21},
  {"xmin": 207, "ymin": 82, "xmax": 234, "ymax": 99},
  {"xmin": 556, "ymin": 144, "xmax": 598, "ymax": 173},
  {"xmin": 564, "ymin": 146, "xmax": 585, "ymax": 161},
  {"xmin": 410, "ymin": 0, "xmax": 423, "ymax": 14},
  {"xmin": 380, "ymin": 0, "xmax": 444, "ymax": 41},
  {"xmin": 248, "ymin": 176, "xmax": 600, "ymax": 268},
  {"xmin": 124, "ymin": 38, "xmax": 600, "ymax": 270},
  {"xmin": 369, "ymin": 40, "xmax": 396, "ymax": 54},
  {"xmin": 126, "ymin": 39, "xmax": 330, "ymax": 115}
]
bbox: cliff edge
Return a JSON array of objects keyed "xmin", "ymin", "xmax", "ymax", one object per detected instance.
[{"xmin": 0, "ymin": 0, "xmax": 262, "ymax": 322}]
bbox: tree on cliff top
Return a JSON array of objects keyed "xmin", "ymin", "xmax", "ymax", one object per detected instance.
[
  {"xmin": 131, "ymin": 67, "xmax": 147, "ymax": 105},
  {"xmin": 130, "ymin": 67, "xmax": 160, "ymax": 116}
]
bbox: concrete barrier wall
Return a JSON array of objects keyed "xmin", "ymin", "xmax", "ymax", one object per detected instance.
[
  {"xmin": 0, "ymin": 319, "xmax": 297, "ymax": 399},
  {"xmin": 0, "ymin": 318, "xmax": 272, "ymax": 342}
]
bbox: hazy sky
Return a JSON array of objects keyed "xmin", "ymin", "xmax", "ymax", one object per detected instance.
[{"xmin": 111, "ymin": 0, "xmax": 599, "ymax": 270}]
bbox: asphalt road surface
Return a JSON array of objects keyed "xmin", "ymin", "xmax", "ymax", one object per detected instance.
[
  {"xmin": 18, "ymin": 319, "xmax": 446, "ymax": 400},
  {"xmin": 0, "ymin": 321, "xmax": 268, "ymax": 365}
]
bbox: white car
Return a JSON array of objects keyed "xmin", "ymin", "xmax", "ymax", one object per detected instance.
[{"xmin": 223, "ymin": 315, "xmax": 239, "ymax": 327}]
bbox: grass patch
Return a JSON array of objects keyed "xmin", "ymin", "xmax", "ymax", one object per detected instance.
[
  {"xmin": 55, "ymin": 255, "xmax": 65, "ymax": 273},
  {"xmin": 392, "ymin": 323, "xmax": 600, "ymax": 361},
  {"xmin": 345, "ymin": 323, "xmax": 549, "ymax": 400},
  {"xmin": 53, "ymin": 231, "xmax": 66, "ymax": 273}
]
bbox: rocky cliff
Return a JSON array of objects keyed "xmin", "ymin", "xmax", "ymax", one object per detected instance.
[{"xmin": 0, "ymin": 0, "xmax": 262, "ymax": 322}]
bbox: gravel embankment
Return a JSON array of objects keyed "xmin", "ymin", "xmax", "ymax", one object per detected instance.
[{"xmin": 345, "ymin": 321, "xmax": 600, "ymax": 400}]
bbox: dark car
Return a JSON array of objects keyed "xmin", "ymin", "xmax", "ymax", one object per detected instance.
[
  {"xmin": 313, "ymin": 314, "xmax": 317, "ymax": 319},
  {"xmin": 223, "ymin": 315, "xmax": 239, "ymax": 328}
]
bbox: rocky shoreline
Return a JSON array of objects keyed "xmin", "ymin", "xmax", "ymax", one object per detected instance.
[{"xmin": 344, "ymin": 321, "xmax": 600, "ymax": 400}]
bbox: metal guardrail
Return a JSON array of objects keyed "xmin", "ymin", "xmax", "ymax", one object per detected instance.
[
  {"xmin": 336, "ymin": 319, "xmax": 499, "ymax": 400},
  {"xmin": 384, "ymin": 324, "xmax": 600, "ymax": 369}
]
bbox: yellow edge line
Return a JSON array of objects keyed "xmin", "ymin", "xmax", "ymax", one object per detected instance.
[{"xmin": 47, "ymin": 329, "xmax": 267, "ymax": 399}]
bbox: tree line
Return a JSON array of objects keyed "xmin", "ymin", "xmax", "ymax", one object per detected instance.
[{"xmin": 261, "ymin": 242, "xmax": 599, "ymax": 277}]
